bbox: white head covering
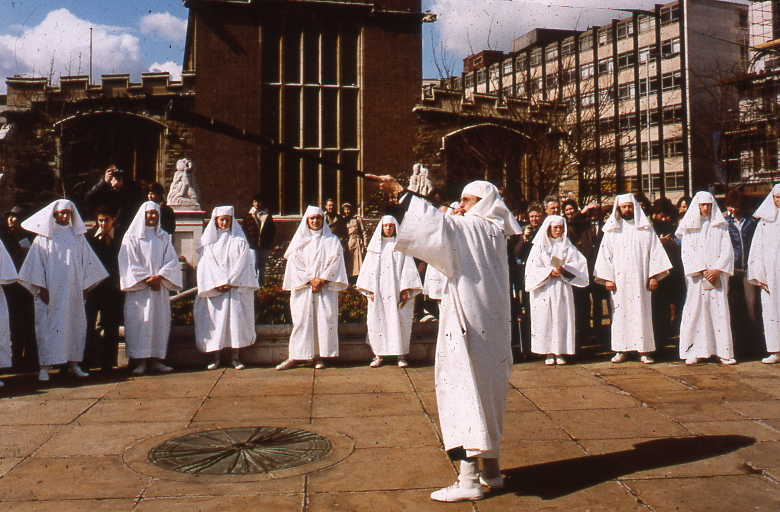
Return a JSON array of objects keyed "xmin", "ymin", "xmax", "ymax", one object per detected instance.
[
  {"xmin": 21, "ymin": 199, "xmax": 87, "ymax": 237},
  {"xmin": 124, "ymin": 201, "xmax": 163, "ymax": 239},
  {"xmin": 675, "ymin": 191, "xmax": 724, "ymax": 237},
  {"xmin": 531, "ymin": 214, "xmax": 567, "ymax": 253},
  {"xmin": 602, "ymin": 193, "xmax": 652, "ymax": 232},
  {"xmin": 284, "ymin": 205, "xmax": 333, "ymax": 259},
  {"xmin": 754, "ymin": 183, "xmax": 780, "ymax": 222},
  {"xmin": 366, "ymin": 215, "xmax": 398, "ymax": 254},
  {"xmin": 461, "ymin": 181, "xmax": 522, "ymax": 235},
  {"xmin": 199, "ymin": 206, "xmax": 246, "ymax": 247}
]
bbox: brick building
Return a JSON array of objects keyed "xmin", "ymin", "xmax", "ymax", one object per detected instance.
[{"xmin": 183, "ymin": 0, "xmax": 422, "ymax": 215}]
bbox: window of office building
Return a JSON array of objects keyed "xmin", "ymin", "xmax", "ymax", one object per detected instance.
[
  {"xmin": 530, "ymin": 48, "xmax": 543, "ymax": 67},
  {"xmin": 489, "ymin": 65, "xmax": 500, "ymax": 81},
  {"xmin": 660, "ymin": 3, "xmax": 681, "ymax": 25},
  {"xmin": 581, "ymin": 62, "xmax": 595, "ymax": 79},
  {"xmin": 562, "ymin": 38, "xmax": 576, "ymax": 57},
  {"xmin": 562, "ymin": 68, "xmax": 577, "ymax": 84},
  {"xmin": 477, "ymin": 69, "xmax": 486, "ymax": 84},
  {"xmin": 619, "ymin": 114, "xmax": 639, "ymax": 131},
  {"xmin": 516, "ymin": 54, "xmax": 527, "ymax": 71},
  {"xmin": 580, "ymin": 34, "xmax": 594, "ymax": 51},
  {"xmin": 622, "ymin": 144, "xmax": 638, "ymax": 160},
  {"xmin": 661, "ymin": 38, "xmax": 681, "ymax": 57},
  {"xmin": 465, "ymin": 73, "xmax": 474, "ymax": 88},
  {"xmin": 262, "ymin": 21, "xmax": 361, "ymax": 214},
  {"xmin": 548, "ymin": 73, "xmax": 559, "ymax": 89},
  {"xmin": 638, "ymin": 45, "xmax": 656, "ymax": 63},
  {"xmin": 503, "ymin": 60, "xmax": 513, "ymax": 75},
  {"xmin": 546, "ymin": 45, "xmax": 559, "ymax": 62},
  {"xmin": 663, "ymin": 106, "xmax": 683, "ymax": 123},
  {"xmin": 662, "ymin": 71, "xmax": 682, "ymax": 91},
  {"xmin": 617, "ymin": 22, "xmax": 634, "ymax": 40},
  {"xmin": 600, "ymin": 87, "xmax": 614, "ymax": 105},
  {"xmin": 639, "ymin": 15, "xmax": 655, "ymax": 33},
  {"xmin": 598, "ymin": 29, "xmax": 612, "ymax": 47},
  {"xmin": 582, "ymin": 92, "xmax": 596, "ymax": 107},
  {"xmin": 516, "ymin": 82, "xmax": 527, "ymax": 97},
  {"xmin": 664, "ymin": 138, "xmax": 685, "ymax": 157},
  {"xmin": 598, "ymin": 57, "xmax": 614, "ymax": 76},
  {"xmin": 617, "ymin": 51, "xmax": 637, "ymax": 69},
  {"xmin": 618, "ymin": 82, "xmax": 635, "ymax": 101}
]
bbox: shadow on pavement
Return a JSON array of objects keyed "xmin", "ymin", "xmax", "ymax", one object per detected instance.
[{"xmin": 497, "ymin": 435, "xmax": 756, "ymax": 500}]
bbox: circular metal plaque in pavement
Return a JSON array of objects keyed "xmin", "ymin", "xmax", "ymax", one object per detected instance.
[{"xmin": 148, "ymin": 426, "xmax": 332, "ymax": 475}]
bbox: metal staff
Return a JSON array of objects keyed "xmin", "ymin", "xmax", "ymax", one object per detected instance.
[{"xmin": 165, "ymin": 101, "xmax": 434, "ymax": 203}]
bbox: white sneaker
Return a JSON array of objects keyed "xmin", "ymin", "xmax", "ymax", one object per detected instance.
[
  {"xmin": 556, "ymin": 356, "xmax": 566, "ymax": 365},
  {"xmin": 640, "ymin": 355, "xmax": 654, "ymax": 364},
  {"xmin": 397, "ymin": 358, "xmax": 408, "ymax": 368},
  {"xmin": 370, "ymin": 357, "xmax": 383, "ymax": 368},
  {"xmin": 276, "ymin": 359, "xmax": 296, "ymax": 371},
  {"xmin": 207, "ymin": 362, "xmax": 219, "ymax": 370},
  {"xmin": 68, "ymin": 364, "xmax": 89, "ymax": 378},
  {"xmin": 39, "ymin": 367, "xmax": 50, "ymax": 382},
  {"xmin": 545, "ymin": 356, "xmax": 555, "ymax": 366},
  {"xmin": 720, "ymin": 357, "xmax": 737, "ymax": 365},
  {"xmin": 232, "ymin": 360, "xmax": 245, "ymax": 370},
  {"xmin": 132, "ymin": 361, "xmax": 147, "ymax": 375},
  {"xmin": 430, "ymin": 482, "xmax": 483, "ymax": 502},
  {"xmin": 685, "ymin": 357, "xmax": 699, "ymax": 366},
  {"xmin": 611, "ymin": 352, "xmax": 628, "ymax": 363},
  {"xmin": 314, "ymin": 360, "xmax": 326, "ymax": 370},
  {"xmin": 479, "ymin": 474, "xmax": 504, "ymax": 489},
  {"xmin": 762, "ymin": 354, "xmax": 780, "ymax": 365}
]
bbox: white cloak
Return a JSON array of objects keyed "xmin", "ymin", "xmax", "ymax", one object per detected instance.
[
  {"xmin": 676, "ymin": 193, "xmax": 734, "ymax": 359},
  {"xmin": 283, "ymin": 207, "xmax": 348, "ymax": 360},
  {"xmin": 0, "ymin": 242, "xmax": 19, "ymax": 367},
  {"xmin": 594, "ymin": 196, "xmax": 671, "ymax": 352},
  {"xmin": 395, "ymin": 191, "xmax": 519, "ymax": 459},
  {"xmin": 356, "ymin": 216, "xmax": 422, "ymax": 356},
  {"xmin": 525, "ymin": 216, "xmax": 589, "ymax": 356},
  {"xmin": 20, "ymin": 227, "xmax": 108, "ymax": 365},
  {"xmin": 748, "ymin": 184, "xmax": 780, "ymax": 353},
  {"xmin": 119, "ymin": 203, "xmax": 182, "ymax": 359},
  {"xmin": 195, "ymin": 208, "xmax": 259, "ymax": 352}
]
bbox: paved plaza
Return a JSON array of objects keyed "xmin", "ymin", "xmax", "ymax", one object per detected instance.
[{"xmin": 0, "ymin": 356, "xmax": 780, "ymax": 511}]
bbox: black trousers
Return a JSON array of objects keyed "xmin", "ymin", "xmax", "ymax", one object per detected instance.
[{"xmin": 85, "ymin": 284, "xmax": 124, "ymax": 370}]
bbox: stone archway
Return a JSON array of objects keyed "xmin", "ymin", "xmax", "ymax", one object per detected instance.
[
  {"xmin": 57, "ymin": 112, "xmax": 165, "ymax": 201},
  {"xmin": 443, "ymin": 123, "xmax": 528, "ymax": 200}
]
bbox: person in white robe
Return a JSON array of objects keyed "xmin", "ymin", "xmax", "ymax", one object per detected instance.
[
  {"xmin": 277, "ymin": 206, "xmax": 348, "ymax": 370},
  {"xmin": 525, "ymin": 215, "xmax": 589, "ymax": 365},
  {"xmin": 370, "ymin": 175, "xmax": 522, "ymax": 502},
  {"xmin": 0, "ymin": 242, "xmax": 18, "ymax": 386},
  {"xmin": 195, "ymin": 206, "xmax": 259, "ymax": 370},
  {"xmin": 119, "ymin": 202, "xmax": 182, "ymax": 374},
  {"xmin": 677, "ymin": 192, "xmax": 735, "ymax": 365},
  {"xmin": 748, "ymin": 184, "xmax": 780, "ymax": 364},
  {"xmin": 18, "ymin": 200, "xmax": 108, "ymax": 381},
  {"xmin": 356, "ymin": 215, "xmax": 422, "ymax": 367},
  {"xmin": 594, "ymin": 194, "xmax": 671, "ymax": 364}
]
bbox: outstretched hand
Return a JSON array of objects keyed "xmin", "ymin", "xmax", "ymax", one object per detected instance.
[{"xmin": 365, "ymin": 174, "xmax": 404, "ymax": 197}]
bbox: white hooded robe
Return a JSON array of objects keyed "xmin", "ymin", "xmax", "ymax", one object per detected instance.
[
  {"xmin": 119, "ymin": 202, "xmax": 183, "ymax": 359},
  {"xmin": 677, "ymin": 192, "xmax": 735, "ymax": 360},
  {"xmin": 748, "ymin": 184, "xmax": 780, "ymax": 353},
  {"xmin": 395, "ymin": 181, "xmax": 522, "ymax": 459},
  {"xmin": 195, "ymin": 206, "xmax": 260, "ymax": 352},
  {"xmin": 0, "ymin": 242, "xmax": 19, "ymax": 367},
  {"xmin": 356, "ymin": 215, "xmax": 422, "ymax": 357},
  {"xmin": 525, "ymin": 215, "xmax": 589, "ymax": 356},
  {"xmin": 283, "ymin": 206, "xmax": 348, "ymax": 360},
  {"xmin": 18, "ymin": 200, "xmax": 108, "ymax": 366},
  {"xmin": 594, "ymin": 194, "xmax": 671, "ymax": 353}
]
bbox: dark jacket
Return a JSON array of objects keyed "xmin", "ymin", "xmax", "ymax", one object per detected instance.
[
  {"xmin": 242, "ymin": 211, "xmax": 276, "ymax": 251},
  {"xmin": 725, "ymin": 214, "xmax": 758, "ymax": 272}
]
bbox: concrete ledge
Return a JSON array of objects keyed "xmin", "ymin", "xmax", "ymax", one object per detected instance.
[{"xmin": 167, "ymin": 322, "xmax": 439, "ymax": 365}]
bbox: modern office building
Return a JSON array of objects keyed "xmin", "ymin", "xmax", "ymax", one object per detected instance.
[{"xmin": 439, "ymin": 0, "xmax": 748, "ymax": 202}]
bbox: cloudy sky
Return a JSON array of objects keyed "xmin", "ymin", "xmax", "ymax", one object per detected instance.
[{"xmin": 0, "ymin": 0, "xmax": 744, "ymax": 93}]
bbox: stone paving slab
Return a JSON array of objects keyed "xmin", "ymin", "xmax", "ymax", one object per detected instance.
[{"xmin": 0, "ymin": 359, "xmax": 778, "ymax": 510}]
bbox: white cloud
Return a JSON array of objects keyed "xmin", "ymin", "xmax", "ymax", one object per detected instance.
[
  {"xmin": 0, "ymin": 8, "xmax": 143, "ymax": 91},
  {"xmin": 140, "ymin": 12, "xmax": 188, "ymax": 42},
  {"xmin": 149, "ymin": 61, "xmax": 183, "ymax": 81}
]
